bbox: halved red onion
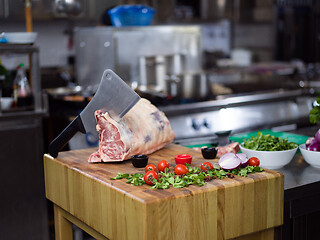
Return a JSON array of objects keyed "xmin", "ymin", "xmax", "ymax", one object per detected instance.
[
  {"xmin": 307, "ymin": 142, "xmax": 320, "ymax": 152},
  {"xmin": 306, "ymin": 137, "xmax": 317, "ymax": 148},
  {"xmin": 236, "ymin": 153, "xmax": 249, "ymax": 167},
  {"xmin": 315, "ymin": 129, "xmax": 320, "ymax": 143},
  {"xmin": 219, "ymin": 153, "xmax": 241, "ymax": 170}
]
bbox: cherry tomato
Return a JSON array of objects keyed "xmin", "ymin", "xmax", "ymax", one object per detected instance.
[
  {"xmin": 158, "ymin": 160, "xmax": 170, "ymax": 172},
  {"xmin": 144, "ymin": 170, "xmax": 159, "ymax": 185},
  {"xmin": 201, "ymin": 162, "xmax": 213, "ymax": 171},
  {"xmin": 174, "ymin": 164, "xmax": 189, "ymax": 175},
  {"xmin": 248, "ymin": 157, "xmax": 260, "ymax": 167},
  {"xmin": 145, "ymin": 164, "xmax": 157, "ymax": 173}
]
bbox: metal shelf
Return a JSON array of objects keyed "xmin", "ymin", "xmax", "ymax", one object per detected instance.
[{"xmin": 0, "ymin": 44, "xmax": 47, "ymax": 116}]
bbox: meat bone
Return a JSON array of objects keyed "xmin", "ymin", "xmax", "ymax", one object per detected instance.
[{"xmin": 48, "ymin": 69, "xmax": 141, "ymax": 158}]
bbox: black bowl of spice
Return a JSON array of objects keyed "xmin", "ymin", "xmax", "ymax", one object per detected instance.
[
  {"xmin": 201, "ymin": 147, "xmax": 217, "ymax": 159},
  {"xmin": 131, "ymin": 155, "xmax": 149, "ymax": 168}
]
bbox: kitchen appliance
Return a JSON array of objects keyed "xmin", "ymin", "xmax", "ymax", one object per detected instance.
[
  {"xmin": 74, "ymin": 25, "xmax": 202, "ymax": 89},
  {"xmin": 160, "ymin": 89, "xmax": 315, "ymax": 146},
  {"xmin": 139, "ymin": 53, "xmax": 186, "ymax": 91},
  {"xmin": 48, "ymin": 69, "xmax": 140, "ymax": 157},
  {"xmin": 165, "ymin": 72, "xmax": 211, "ymax": 100}
]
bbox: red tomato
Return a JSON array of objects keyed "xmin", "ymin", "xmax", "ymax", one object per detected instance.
[
  {"xmin": 248, "ymin": 157, "xmax": 260, "ymax": 167},
  {"xmin": 201, "ymin": 162, "xmax": 213, "ymax": 171},
  {"xmin": 158, "ymin": 160, "xmax": 170, "ymax": 172},
  {"xmin": 145, "ymin": 164, "xmax": 157, "ymax": 173},
  {"xmin": 174, "ymin": 164, "xmax": 189, "ymax": 175},
  {"xmin": 144, "ymin": 170, "xmax": 159, "ymax": 185}
]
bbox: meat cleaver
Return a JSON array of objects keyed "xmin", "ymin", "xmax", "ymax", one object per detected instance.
[{"xmin": 48, "ymin": 69, "xmax": 141, "ymax": 158}]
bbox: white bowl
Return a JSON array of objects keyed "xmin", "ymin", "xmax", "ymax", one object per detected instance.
[
  {"xmin": 239, "ymin": 144, "xmax": 298, "ymax": 169},
  {"xmin": 4, "ymin": 32, "xmax": 37, "ymax": 44},
  {"xmin": 299, "ymin": 144, "xmax": 320, "ymax": 168},
  {"xmin": 0, "ymin": 97, "xmax": 14, "ymax": 110}
]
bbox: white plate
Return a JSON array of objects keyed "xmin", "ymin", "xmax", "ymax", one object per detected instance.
[{"xmin": 4, "ymin": 32, "xmax": 37, "ymax": 44}]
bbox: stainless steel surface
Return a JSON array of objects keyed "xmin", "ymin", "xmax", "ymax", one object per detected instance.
[
  {"xmin": 161, "ymin": 89, "xmax": 308, "ymax": 115},
  {"xmin": 166, "ymin": 72, "xmax": 211, "ymax": 100},
  {"xmin": 277, "ymin": 125, "xmax": 320, "ymax": 191},
  {"xmin": 160, "ymin": 89, "xmax": 314, "ymax": 142},
  {"xmin": 46, "ymin": 85, "xmax": 83, "ymax": 97},
  {"xmin": 281, "ymin": 154, "xmax": 320, "ymax": 190},
  {"xmin": 74, "ymin": 26, "xmax": 202, "ymax": 88},
  {"xmin": 139, "ymin": 53, "xmax": 186, "ymax": 91},
  {"xmin": 54, "ymin": 0, "xmax": 82, "ymax": 17},
  {"xmin": 79, "ymin": 69, "xmax": 140, "ymax": 139},
  {"xmin": 74, "ymin": 27, "xmax": 115, "ymax": 89}
]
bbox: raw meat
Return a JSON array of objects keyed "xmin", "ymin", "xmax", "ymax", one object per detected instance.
[
  {"xmin": 89, "ymin": 98, "xmax": 175, "ymax": 162},
  {"xmin": 193, "ymin": 142, "xmax": 240, "ymax": 158},
  {"xmin": 216, "ymin": 142, "xmax": 240, "ymax": 157}
]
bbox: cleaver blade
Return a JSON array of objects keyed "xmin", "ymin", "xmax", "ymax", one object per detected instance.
[{"xmin": 48, "ymin": 69, "xmax": 140, "ymax": 158}]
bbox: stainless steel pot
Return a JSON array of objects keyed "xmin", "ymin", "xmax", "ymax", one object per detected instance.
[
  {"xmin": 166, "ymin": 72, "xmax": 211, "ymax": 100},
  {"xmin": 139, "ymin": 53, "xmax": 185, "ymax": 91}
]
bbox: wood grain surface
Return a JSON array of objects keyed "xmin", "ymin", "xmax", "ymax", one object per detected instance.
[{"xmin": 44, "ymin": 144, "xmax": 284, "ymax": 240}]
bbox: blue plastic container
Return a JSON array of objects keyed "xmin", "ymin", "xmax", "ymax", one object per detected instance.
[{"xmin": 108, "ymin": 5, "xmax": 155, "ymax": 27}]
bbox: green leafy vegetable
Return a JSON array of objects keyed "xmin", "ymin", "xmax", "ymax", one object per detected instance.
[
  {"xmin": 110, "ymin": 165, "xmax": 264, "ymax": 189},
  {"xmin": 309, "ymin": 96, "xmax": 320, "ymax": 124},
  {"xmin": 242, "ymin": 131, "xmax": 298, "ymax": 151}
]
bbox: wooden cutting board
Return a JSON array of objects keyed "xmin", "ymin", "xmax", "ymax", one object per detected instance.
[{"xmin": 44, "ymin": 144, "xmax": 284, "ymax": 240}]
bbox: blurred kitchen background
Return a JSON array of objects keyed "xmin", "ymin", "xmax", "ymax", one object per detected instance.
[{"xmin": 0, "ymin": 0, "xmax": 320, "ymax": 239}]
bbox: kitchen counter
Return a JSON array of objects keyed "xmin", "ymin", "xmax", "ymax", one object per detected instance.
[
  {"xmin": 44, "ymin": 144, "xmax": 284, "ymax": 240},
  {"xmin": 283, "ymin": 125, "xmax": 320, "ymax": 192},
  {"xmin": 275, "ymin": 125, "xmax": 320, "ymax": 240}
]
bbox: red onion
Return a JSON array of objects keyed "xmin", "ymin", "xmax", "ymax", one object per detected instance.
[
  {"xmin": 306, "ymin": 137, "xmax": 318, "ymax": 148},
  {"xmin": 307, "ymin": 142, "xmax": 320, "ymax": 152},
  {"xmin": 315, "ymin": 129, "xmax": 320, "ymax": 143},
  {"xmin": 236, "ymin": 153, "xmax": 249, "ymax": 167},
  {"xmin": 219, "ymin": 153, "xmax": 241, "ymax": 170}
]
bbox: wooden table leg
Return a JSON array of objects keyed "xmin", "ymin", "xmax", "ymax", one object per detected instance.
[{"xmin": 54, "ymin": 204, "xmax": 73, "ymax": 240}]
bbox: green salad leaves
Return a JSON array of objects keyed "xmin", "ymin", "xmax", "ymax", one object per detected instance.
[
  {"xmin": 110, "ymin": 164, "xmax": 263, "ymax": 189},
  {"xmin": 242, "ymin": 131, "xmax": 298, "ymax": 151},
  {"xmin": 309, "ymin": 96, "xmax": 320, "ymax": 124}
]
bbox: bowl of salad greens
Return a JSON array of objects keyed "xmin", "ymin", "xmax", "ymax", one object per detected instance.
[{"xmin": 239, "ymin": 131, "xmax": 298, "ymax": 169}]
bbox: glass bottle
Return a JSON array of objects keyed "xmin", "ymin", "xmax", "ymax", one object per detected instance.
[{"xmin": 13, "ymin": 63, "xmax": 33, "ymax": 107}]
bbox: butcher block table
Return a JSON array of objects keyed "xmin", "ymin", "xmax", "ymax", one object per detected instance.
[{"xmin": 43, "ymin": 144, "xmax": 284, "ymax": 240}]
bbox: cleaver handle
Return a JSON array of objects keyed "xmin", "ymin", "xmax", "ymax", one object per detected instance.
[{"xmin": 48, "ymin": 115, "xmax": 86, "ymax": 158}]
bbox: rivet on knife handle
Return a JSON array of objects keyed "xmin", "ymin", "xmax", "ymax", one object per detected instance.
[{"xmin": 48, "ymin": 115, "xmax": 85, "ymax": 158}]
